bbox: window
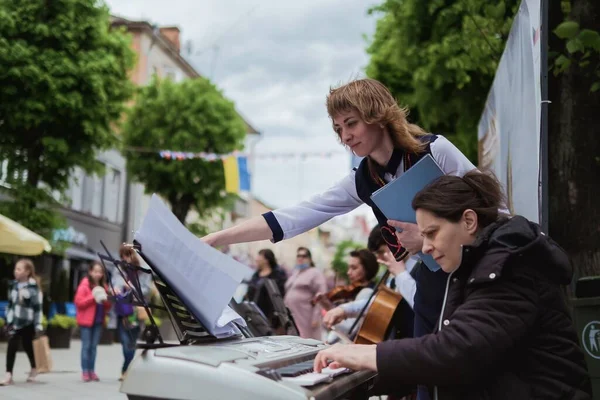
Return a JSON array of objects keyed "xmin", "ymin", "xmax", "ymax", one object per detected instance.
[
  {"xmin": 103, "ymin": 168, "xmax": 121, "ymax": 223},
  {"xmin": 70, "ymin": 168, "xmax": 84, "ymax": 211},
  {"xmin": 0, "ymin": 152, "xmax": 27, "ymax": 186},
  {"xmin": 163, "ymin": 66, "xmax": 181, "ymax": 82},
  {"xmin": 82, "ymin": 173, "xmax": 104, "ymax": 217}
]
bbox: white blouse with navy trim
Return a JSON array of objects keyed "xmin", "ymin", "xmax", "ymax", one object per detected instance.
[{"xmin": 262, "ymin": 135, "xmax": 477, "ymax": 243}]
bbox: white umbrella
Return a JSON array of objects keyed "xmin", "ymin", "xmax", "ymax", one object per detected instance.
[{"xmin": 0, "ymin": 213, "xmax": 52, "ymax": 256}]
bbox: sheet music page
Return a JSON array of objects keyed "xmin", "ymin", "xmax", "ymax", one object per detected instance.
[{"xmin": 134, "ymin": 194, "xmax": 252, "ymax": 336}]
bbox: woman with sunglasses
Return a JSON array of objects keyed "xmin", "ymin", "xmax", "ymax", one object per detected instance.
[
  {"xmin": 203, "ymin": 79, "xmax": 477, "ymax": 397},
  {"xmin": 282, "ymin": 247, "xmax": 327, "ymax": 339}
]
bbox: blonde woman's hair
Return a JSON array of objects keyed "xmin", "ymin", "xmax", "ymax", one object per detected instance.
[
  {"xmin": 17, "ymin": 258, "xmax": 42, "ymax": 292},
  {"xmin": 326, "ymin": 78, "xmax": 427, "ymax": 154}
]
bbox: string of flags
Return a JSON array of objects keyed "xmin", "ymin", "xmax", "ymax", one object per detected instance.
[
  {"xmin": 153, "ymin": 150, "xmax": 251, "ymax": 194},
  {"xmin": 125, "ymin": 147, "xmax": 349, "ymax": 195},
  {"xmin": 157, "ymin": 149, "xmax": 346, "ymax": 161}
]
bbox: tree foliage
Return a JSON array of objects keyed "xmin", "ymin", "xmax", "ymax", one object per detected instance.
[
  {"xmin": 552, "ymin": 0, "xmax": 600, "ymax": 92},
  {"xmin": 0, "ymin": 0, "xmax": 135, "ymax": 236},
  {"xmin": 366, "ymin": 0, "xmax": 520, "ymax": 163},
  {"xmin": 122, "ymin": 76, "xmax": 247, "ymax": 224},
  {"xmin": 331, "ymin": 240, "xmax": 363, "ymax": 281},
  {"xmin": 548, "ymin": 0, "xmax": 600, "ymax": 278},
  {"xmin": 0, "ymin": 183, "xmax": 66, "ymax": 241}
]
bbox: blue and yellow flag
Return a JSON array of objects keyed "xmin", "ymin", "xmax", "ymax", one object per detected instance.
[{"xmin": 223, "ymin": 156, "xmax": 251, "ymax": 194}]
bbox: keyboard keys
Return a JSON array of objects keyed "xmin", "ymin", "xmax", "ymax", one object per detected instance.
[
  {"xmin": 258, "ymin": 359, "xmax": 351, "ymax": 387},
  {"xmin": 275, "ymin": 360, "xmax": 314, "ymax": 377}
]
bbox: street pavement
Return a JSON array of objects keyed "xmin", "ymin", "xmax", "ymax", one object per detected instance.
[{"xmin": 0, "ymin": 339, "xmax": 130, "ymax": 400}]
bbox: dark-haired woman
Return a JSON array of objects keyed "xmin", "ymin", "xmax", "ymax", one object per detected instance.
[
  {"xmin": 75, "ymin": 261, "xmax": 112, "ymax": 382},
  {"xmin": 315, "ymin": 249, "xmax": 379, "ymax": 344},
  {"xmin": 244, "ymin": 249, "xmax": 288, "ymax": 329},
  {"xmin": 313, "ymin": 171, "xmax": 592, "ymax": 400}
]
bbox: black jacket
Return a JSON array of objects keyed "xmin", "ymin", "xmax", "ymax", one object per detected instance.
[
  {"xmin": 376, "ymin": 216, "xmax": 592, "ymax": 399},
  {"xmin": 245, "ymin": 266, "xmax": 287, "ymax": 327}
]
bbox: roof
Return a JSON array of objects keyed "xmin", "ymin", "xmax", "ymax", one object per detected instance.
[{"xmin": 110, "ymin": 15, "xmax": 199, "ymax": 79}]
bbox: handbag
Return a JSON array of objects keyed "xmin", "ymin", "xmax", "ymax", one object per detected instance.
[
  {"xmin": 114, "ymin": 291, "xmax": 134, "ymax": 317},
  {"xmin": 32, "ymin": 335, "xmax": 53, "ymax": 373}
]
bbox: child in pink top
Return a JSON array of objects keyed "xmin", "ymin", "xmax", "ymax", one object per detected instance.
[{"xmin": 74, "ymin": 261, "xmax": 111, "ymax": 382}]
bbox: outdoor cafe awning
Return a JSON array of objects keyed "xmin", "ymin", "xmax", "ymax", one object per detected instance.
[{"xmin": 0, "ymin": 213, "xmax": 52, "ymax": 256}]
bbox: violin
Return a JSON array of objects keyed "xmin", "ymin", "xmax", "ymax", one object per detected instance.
[{"xmin": 312, "ymin": 281, "xmax": 368, "ymax": 311}]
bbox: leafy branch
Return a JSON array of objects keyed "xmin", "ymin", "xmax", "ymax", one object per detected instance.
[
  {"xmin": 552, "ymin": 1, "xmax": 600, "ymax": 92},
  {"xmin": 330, "ymin": 240, "xmax": 363, "ymax": 281}
]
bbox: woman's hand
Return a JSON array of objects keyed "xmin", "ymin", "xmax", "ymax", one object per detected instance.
[
  {"xmin": 201, "ymin": 233, "xmax": 219, "ymax": 247},
  {"xmin": 313, "ymin": 344, "xmax": 377, "ymax": 373},
  {"xmin": 387, "ymin": 220, "xmax": 423, "ymax": 255},
  {"xmin": 377, "ymin": 250, "xmax": 406, "ymax": 276},
  {"xmin": 312, "ymin": 292, "xmax": 334, "ymax": 310},
  {"xmin": 323, "ymin": 307, "xmax": 347, "ymax": 329}
]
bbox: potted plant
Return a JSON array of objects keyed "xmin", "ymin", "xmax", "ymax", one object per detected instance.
[{"xmin": 47, "ymin": 314, "xmax": 77, "ymax": 349}]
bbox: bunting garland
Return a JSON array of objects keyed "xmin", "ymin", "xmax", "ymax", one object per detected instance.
[
  {"xmin": 123, "ymin": 147, "xmax": 348, "ymax": 194},
  {"xmin": 156, "ymin": 149, "xmax": 345, "ymax": 161}
]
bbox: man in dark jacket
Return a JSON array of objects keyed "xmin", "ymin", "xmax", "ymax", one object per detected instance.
[{"xmin": 314, "ymin": 172, "xmax": 591, "ymax": 400}]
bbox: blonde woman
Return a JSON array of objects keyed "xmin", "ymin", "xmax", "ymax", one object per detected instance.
[
  {"xmin": 203, "ymin": 79, "xmax": 476, "ymax": 395},
  {"xmin": 1, "ymin": 259, "xmax": 43, "ymax": 386}
]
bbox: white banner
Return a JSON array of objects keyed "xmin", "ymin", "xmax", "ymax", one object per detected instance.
[{"xmin": 478, "ymin": 0, "xmax": 542, "ymax": 222}]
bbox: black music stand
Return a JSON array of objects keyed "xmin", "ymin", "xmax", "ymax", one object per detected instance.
[
  {"xmin": 263, "ymin": 279, "xmax": 299, "ymax": 336},
  {"xmin": 97, "ymin": 240, "xmax": 251, "ymax": 349},
  {"xmin": 229, "ymin": 300, "xmax": 272, "ymax": 337}
]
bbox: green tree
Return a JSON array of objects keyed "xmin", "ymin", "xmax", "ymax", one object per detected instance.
[
  {"xmin": 122, "ymin": 76, "xmax": 247, "ymax": 224},
  {"xmin": 548, "ymin": 0, "xmax": 600, "ymax": 278},
  {"xmin": 0, "ymin": 0, "xmax": 135, "ymax": 237},
  {"xmin": 331, "ymin": 240, "xmax": 363, "ymax": 281},
  {"xmin": 366, "ymin": 0, "xmax": 520, "ymax": 163}
]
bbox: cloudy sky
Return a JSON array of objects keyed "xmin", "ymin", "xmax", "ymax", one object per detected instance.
[{"xmin": 106, "ymin": 0, "xmax": 377, "ymax": 217}]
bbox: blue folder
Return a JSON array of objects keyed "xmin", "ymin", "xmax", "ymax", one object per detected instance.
[{"xmin": 370, "ymin": 154, "xmax": 445, "ymax": 271}]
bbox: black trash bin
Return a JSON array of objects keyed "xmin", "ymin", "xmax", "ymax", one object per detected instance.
[{"xmin": 572, "ymin": 276, "xmax": 600, "ymax": 398}]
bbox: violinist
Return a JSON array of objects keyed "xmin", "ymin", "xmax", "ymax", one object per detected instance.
[
  {"xmin": 313, "ymin": 249, "xmax": 379, "ymax": 344},
  {"xmin": 322, "ymin": 226, "xmax": 417, "ymax": 341}
]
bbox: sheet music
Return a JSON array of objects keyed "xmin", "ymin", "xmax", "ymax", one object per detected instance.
[{"xmin": 134, "ymin": 194, "xmax": 252, "ymax": 337}]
